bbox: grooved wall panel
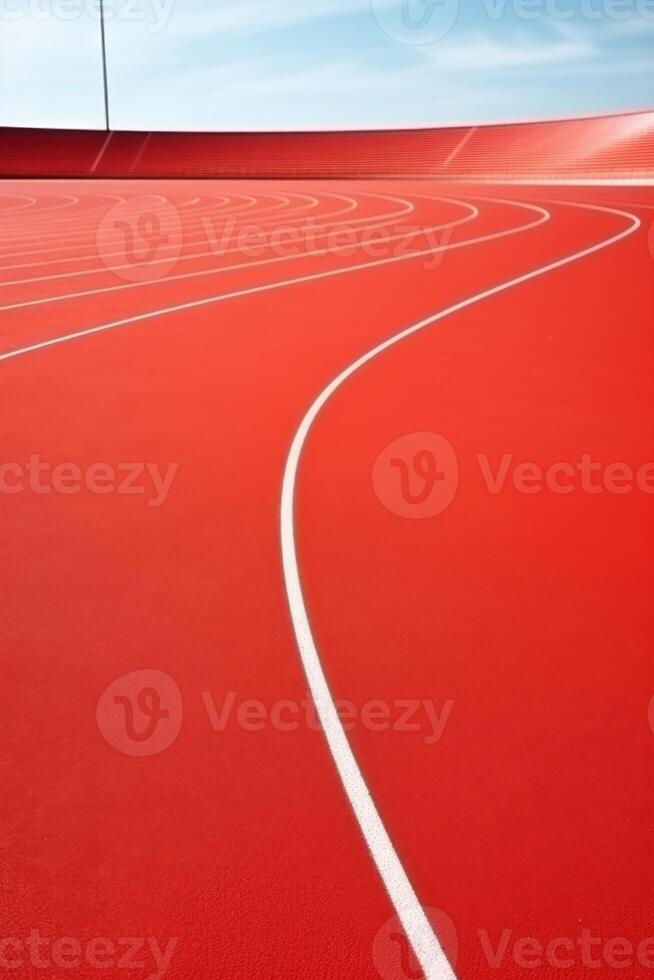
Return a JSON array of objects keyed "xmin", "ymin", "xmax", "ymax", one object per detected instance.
[{"xmin": 1, "ymin": 111, "xmax": 653, "ymax": 179}]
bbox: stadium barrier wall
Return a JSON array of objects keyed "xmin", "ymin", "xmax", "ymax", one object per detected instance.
[{"xmin": 1, "ymin": 110, "xmax": 653, "ymax": 179}]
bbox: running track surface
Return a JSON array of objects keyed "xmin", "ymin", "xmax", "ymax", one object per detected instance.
[{"xmin": 2, "ymin": 179, "xmax": 653, "ymax": 979}]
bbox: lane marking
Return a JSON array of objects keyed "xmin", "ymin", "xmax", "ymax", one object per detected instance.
[
  {"xmin": 0, "ymin": 190, "xmax": 300, "ymax": 259},
  {"xmin": 0, "ymin": 190, "xmax": 337, "ymax": 267},
  {"xmin": 0, "ymin": 192, "xmax": 364, "ymax": 286},
  {"xmin": 0, "ymin": 194, "xmax": 37, "ymax": 214},
  {"xmin": 0, "ymin": 191, "xmax": 130, "ymax": 240},
  {"xmin": 0, "ymin": 193, "xmax": 432, "ymax": 311},
  {"xmin": 279, "ymin": 199, "xmax": 639, "ymax": 980},
  {"xmin": 0, "ymin": 192, "xmax": 231, "ymax": 245},
  {"xmin": 0, "ymin": 197, "xmax": 547, "ymax": 360},
  {"xmin": 0, "ymin": 192, "xmax": 286, "ymax": 262}
]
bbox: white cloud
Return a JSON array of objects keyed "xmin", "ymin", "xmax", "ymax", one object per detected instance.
[
  {"xmin": 157, "ymin": 0, "xmax": 389, "ymax": 41},
  {"xmin": 1, "ymin": 0, "xmax": 651, "ymax": 129}
]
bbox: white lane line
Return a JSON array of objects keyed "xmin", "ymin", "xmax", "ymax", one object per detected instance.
[
  {"xmin": 0, "ymin": 192, "xmax": 270, "ymax": 261},
  {"xmin": 0, "ymin": 193, "xmax": 425, "ymax": 311},
  {"xmin": 0, "ymin": 194, "xmax": 37, "ymax": 213},
  {"xmin": 0, "ymin": 192, "xmax": 130, "ymax": 240},
  {"xmin": 0, "ymin": 190, "xmax": 335, "ymax": 268},
  {"xmin": 0, "ymin": 197, "xmax": 547, "ymax": 362},
  {"xmin": 0, "ymin": 197, "xmax": 86, "ymax": 242},
  {"xmin": 2, "ymin": 191, "xmax": 247, "ymax": 243},
  {"xmin": 0, "ymin": 193, "xmax": 256, "ymax": 258},
  {"xmin": 279, "ymin": 199, "xmax": 639, "ymax": 980},
  {"xmin": 32, "ymin": 193, "xmax": 80, "ymax": 213},
  {"xmin": 1, "ymin": 192, "xmax": 230, "ymax": 245},
  {"xmin": 0, "ymin": 191, "xmax": 363, "ymax": 286},
  {"xmin": 0, "ymin": 190, "xmax": 286, "ymax": 260}
]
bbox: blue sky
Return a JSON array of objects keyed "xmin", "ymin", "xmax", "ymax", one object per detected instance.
[{"xmin": 1, "ymin": 0, "xmax": 653, "ymax": 130}]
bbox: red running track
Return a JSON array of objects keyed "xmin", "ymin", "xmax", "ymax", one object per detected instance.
[{"xmin": 1, "ymin": 179, "xmax": 653, "ymax": 979}]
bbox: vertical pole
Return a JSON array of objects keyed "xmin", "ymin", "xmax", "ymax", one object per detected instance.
[{"xmin": 99, "ymin": 0, "xmax": 111, "ymax": 130}]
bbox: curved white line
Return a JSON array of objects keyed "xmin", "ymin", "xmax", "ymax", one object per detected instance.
[
  {"xmin": 0, "ymin": 196, "xmax": 544, "ymax": 360},
  {"xmin": 279, "ymin": 200, "xmax": 639, "ymax": 980},
  {"xmin": 40, "ymin": 193, "xmax": 82, "ymax": 212},
  {"xmin": 1, "ymin": 192, "xmax": 230, "ymax": 244},
  {"xmin": 0, "ymin": 194, "xmax": 37, "ymax": 214},
  {"xmin": 0, "ymin": 191, "xmax": 363, "ymax": 286},
  {"xmin": 0, "ymin": 192, "xmax": 171, "ymax": 246},
  {"xmin": 0, "ymin": 192, "xmax": 265, "ymax": 259},
  {"xmin": 0, "ymin": 192, "xmax": 428, "ymax": 311},
  {"xmin": 0, "ymin": 192, "xmax": 130, "ymax": 240},
  {"xmin": 0, "ymin": 191, "xmax": 274, "ymax": 258},
  {"xmin": 0, "ymin": 190, "xmax": 329, "ymax": 267}
]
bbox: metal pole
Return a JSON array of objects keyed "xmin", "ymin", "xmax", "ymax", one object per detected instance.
[{"xmin": 99, "ymin": 0, "xmax": 111, "ymax": 130}]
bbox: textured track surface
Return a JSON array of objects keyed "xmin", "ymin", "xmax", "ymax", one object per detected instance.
[{"xmin": 2, "ymin": 180, "xmax": 653, "ymax": 979}]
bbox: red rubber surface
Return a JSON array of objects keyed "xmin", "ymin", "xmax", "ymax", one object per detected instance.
[{"xmin": 1, "ymin": 180, "xmax": 653, "ymax": 979}]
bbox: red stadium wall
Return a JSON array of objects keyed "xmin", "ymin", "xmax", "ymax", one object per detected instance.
[{"xmin": 1, "ymin": 110, "xmax": 653, "ymax": 179}]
